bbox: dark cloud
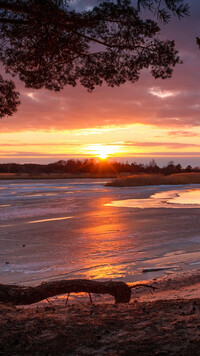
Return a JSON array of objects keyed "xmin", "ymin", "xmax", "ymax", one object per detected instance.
[
  {"xmin": 125, "ymin": 152, "xmax": 200, "ymax": 157},
  {"xmin": 168, "ymin": 130, "xmax": 200, "ymax": 137},
  {"xmin": 0, "ymin": 151, "xmax": 85, "ymax": 157}
]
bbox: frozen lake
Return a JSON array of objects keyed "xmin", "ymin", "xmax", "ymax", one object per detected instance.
[{"xmin": 1, "ymin": 179, "xmax": 200, "ymax": 285}]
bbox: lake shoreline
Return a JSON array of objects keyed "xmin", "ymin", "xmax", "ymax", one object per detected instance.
[
  {"xmin": 1, "ymin": 270, "xmax": 200, "ymax": 355},
  {"xmin": 0, "ymin": 173, "xmax": 118, "ymax": 180}
]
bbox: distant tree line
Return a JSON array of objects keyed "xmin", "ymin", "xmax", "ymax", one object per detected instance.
[{"xmin": 0, "ymin": 159, "xmax": 199, "ymax": 176}]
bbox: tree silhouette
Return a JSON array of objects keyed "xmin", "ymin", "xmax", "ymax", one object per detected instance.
[
  {"xmin": 0, "ymin": 74, "xmax": 20, "ymax": 118},
  {"xmin": 0, "ymin": 0, "xmax": 189, "ymax": 118}
]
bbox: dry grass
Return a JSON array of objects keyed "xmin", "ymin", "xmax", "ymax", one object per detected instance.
[{"xmin": 106, "ymin": 173, "xmax": 200, "ymax": 187}]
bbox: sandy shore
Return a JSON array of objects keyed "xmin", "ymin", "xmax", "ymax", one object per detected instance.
[{"xmin": 1, "ymin": 270, "xmax": 200, "ymax": 355}]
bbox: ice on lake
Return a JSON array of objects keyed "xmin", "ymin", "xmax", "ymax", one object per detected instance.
[
  {"xmin": 0, "ymin": 179, "xmax": 200, "ymax": 286},
  {"xmin": 106, "ymin": 188, "xmax": 200, "ymax": 209}
]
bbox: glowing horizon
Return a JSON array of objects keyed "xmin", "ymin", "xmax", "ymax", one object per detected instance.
[{"xmin": 1, "ymin": 122, "xmax": 200, "ymax": 166}]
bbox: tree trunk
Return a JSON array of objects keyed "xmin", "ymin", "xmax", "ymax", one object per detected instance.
[{"xmin": 0, "ymin": 279, "xmax": 132, "ymax": 305}]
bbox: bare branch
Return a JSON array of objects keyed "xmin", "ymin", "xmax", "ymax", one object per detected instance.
[{"xmin": 0, "ymin": 279, "xmax": 132, "ymax": 304}]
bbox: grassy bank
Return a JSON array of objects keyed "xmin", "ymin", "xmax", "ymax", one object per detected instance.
[{"xmin": 105, "ymin": 173, "xmax": 200, "ymax": 187}]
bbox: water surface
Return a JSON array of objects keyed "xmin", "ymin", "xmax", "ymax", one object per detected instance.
[
  {"xmin": 1, "ymin": 179, "xmax": 200, "ymax": 285},
  {"xmin": 106, "ymin": 188, "xmax": 200, "ymax": 209}
]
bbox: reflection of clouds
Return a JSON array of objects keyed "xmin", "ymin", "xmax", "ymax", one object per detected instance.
[
  {"xmin": 73, "ymin": 196, "xmax": 137, "ymax": 280},
  {"xmin": 106, "ymin": 189, "xmax": 200, "ymax": 209},
  {"xmin": 85, "ymin": 264, "xmax": 127, "ymax": 280},
  {"xmin": 28, "ymin": 216, "xmax": 73, "ymax": 224}
]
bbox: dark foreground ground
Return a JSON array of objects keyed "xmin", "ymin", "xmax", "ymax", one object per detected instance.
[{"xmin": 1, "ymin": 297, "xmax": 200, "ymax": 356}]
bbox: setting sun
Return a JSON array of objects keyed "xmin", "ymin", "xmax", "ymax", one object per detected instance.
[
  {"xmin": 83, "ymin": 144, "xmax": 119, "ymax": 160},
  {"xmin": 99, "ymin": 153, "xmax": 107, "ymax": 159},
  {"xmin": 99, "ymin": 147, "xmax": 109, "ymax": 159}
]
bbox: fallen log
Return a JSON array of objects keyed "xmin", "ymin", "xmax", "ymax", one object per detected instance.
[{"xmin": 0, "ymin": 279, "xmax": 156, "ymax": 305}]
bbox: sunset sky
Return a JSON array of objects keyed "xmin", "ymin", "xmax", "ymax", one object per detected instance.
[{"xmin": 1, "ymin": 0, "xmax": 200, "ymax": 167}]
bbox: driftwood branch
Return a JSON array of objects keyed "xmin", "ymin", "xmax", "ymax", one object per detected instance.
[
  {"xmin": 0, "ymin": 279, "xmax": 131, "ymax": 305},
  {"xmin": 0, "ymin": 279, "xmax": 156, "ymax": 305}
]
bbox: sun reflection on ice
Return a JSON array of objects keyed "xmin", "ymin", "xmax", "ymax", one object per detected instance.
[{"xmin": 71, "ymin": 196, "xmax": 136, "ymax": 280}]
